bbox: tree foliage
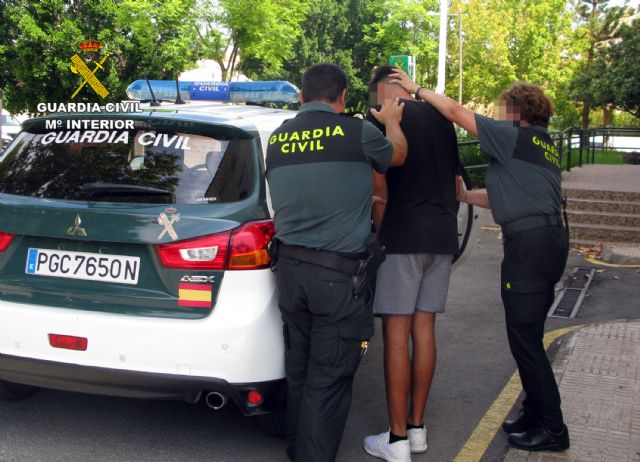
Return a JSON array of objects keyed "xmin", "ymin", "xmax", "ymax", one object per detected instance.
[
  {"xmin": 567, "ymin": 0, "xmax": 629, "ymax": 127},
  {"xmin": 450, "ymin": 0, "xmax": 570, "ymax": 107},
  {"xmin": 588, "ymin": 20, "xmax": 640, "ymax": 118},
  {"xmin": 0, "ymin": 0, "xmax": 203, "ymax": 114},
  {"xmin": 241, "ymin": 0, "xmax": 389, "ymax": 111},
  {"xmin": 197, "ymin": 0, "xmax": 310, "ymax": 81},
  {"xmin": 1, "ymin": 0, "xmax": 637, "ymax": 127}
]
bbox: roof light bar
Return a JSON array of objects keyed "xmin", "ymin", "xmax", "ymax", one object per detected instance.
[{"xmin": 126, "ymin": 80, "xmax": 299, "ymax": 104}]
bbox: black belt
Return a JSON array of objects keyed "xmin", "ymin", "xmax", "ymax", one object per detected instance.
[
  {"xmin": 277, "ymin": 243, "xmax": 364, "ymax": 275},
  {"xmin": 501, "ymin": 214, "xmax": 563, "ymax": 237}
]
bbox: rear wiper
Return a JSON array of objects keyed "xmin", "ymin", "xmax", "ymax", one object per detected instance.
[{"xmin": 80, "ymin": 183, "xmax": 170, "ymax": 195}]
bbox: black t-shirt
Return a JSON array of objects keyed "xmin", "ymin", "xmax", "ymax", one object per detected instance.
[{"xmin": 366, "ymin": 99, "xmax": 461, "ymax": 255}]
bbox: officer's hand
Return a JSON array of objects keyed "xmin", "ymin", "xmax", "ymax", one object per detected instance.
[
  {"xmin": 455, "ymin": 175, "xmax": 468, "ymax": 203},
  {"xmin": 388, "ymin": 69, "xmax": 420, "ymax": 95},
  {"xmin": 370, "ymin": 97, "xmax": 405, "ymax": 126}
]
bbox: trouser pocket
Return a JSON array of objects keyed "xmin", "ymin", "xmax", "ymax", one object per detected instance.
[{"xmin": 336, "ymin": 324, "xmax": 374, "ymax": 378}]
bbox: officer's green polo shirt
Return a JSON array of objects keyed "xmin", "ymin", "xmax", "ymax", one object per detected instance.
[
  {"xmin": 267, "ymin": 102, "xmax": 393, "ymax": 252},
  {"xmin": 475, "ymin": 114, "xmax": 562, "ymax": 226}
]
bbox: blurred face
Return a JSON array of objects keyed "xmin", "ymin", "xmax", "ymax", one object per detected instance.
[
  {"xmin": 372, "ymin": 80, "xmax": 409, "ymax": 105},
  {"xmin": 497, "ymin": 98, "xmax": 522, "ymax": 123}
]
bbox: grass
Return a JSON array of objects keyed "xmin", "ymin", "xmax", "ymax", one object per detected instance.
[
  {"xmin": 459, "ymin": 141, "xmax": 630, "ymax": 188},
  {"xmin": 562, "ymin": 149, "xmax": 626, "ymax": 170}
]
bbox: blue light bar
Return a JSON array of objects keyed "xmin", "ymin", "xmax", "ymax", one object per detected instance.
[{"xmin": 126, "ymin": 80, "xmax": 299, "ymax": 104}]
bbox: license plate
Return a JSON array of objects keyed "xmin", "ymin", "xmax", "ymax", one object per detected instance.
[{"xmin": 25, "ymin": 248, "xmax": 140, "ymax": 285}]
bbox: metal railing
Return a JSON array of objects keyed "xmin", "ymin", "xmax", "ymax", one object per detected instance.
[
  {"xmin": 458, "ymin": 127, "xmax": 640, "ymax": 180},
  {"xmin": 558, "ymin": 126, "xmax": 640, "ymax": 172}
]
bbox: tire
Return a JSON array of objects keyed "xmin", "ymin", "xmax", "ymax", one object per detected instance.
[
  {"xmin": 255, "ymin": 410, "xmax": 286, "ymax": 438},
  {"xmin": 0, "ymin": 380, "xmax": 39, "ymax": 401}
]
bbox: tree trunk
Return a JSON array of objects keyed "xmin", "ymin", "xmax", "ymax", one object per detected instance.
[
  {"xmin": 603, "ymin": 104, "xmax": 613, "ymax": 148},
  {"xmin": 580, "ymin": 102, "xmax": 590, "ymax": 151},
  {"xmin": 602, "ymin": 105, "xmax": 613, "ymax": 126}
]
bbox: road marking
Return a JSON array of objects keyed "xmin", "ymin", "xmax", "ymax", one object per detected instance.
[
  {"xmin": 480, "ymin": 226, "xmax": 500, "ymax": 232},
  {"xmin": 584, "ymin": 255, "xmax": 640, "ymax": 269},
  {"xmin": 452, "ymin": 325, "xmax": 581, "ymax": 462}
]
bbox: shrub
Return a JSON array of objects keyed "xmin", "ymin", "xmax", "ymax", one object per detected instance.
[{"xmin": 623, "ymin": 151, "xmax": 640, "ymax": 165}]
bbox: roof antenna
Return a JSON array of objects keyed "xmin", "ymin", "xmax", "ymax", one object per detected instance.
[
  {"xmin": 174, "ymin": 77, "xmax": 186, "ymax": 104},
  {"xmin": 145, "ymin": 77, "xmax": 161, "ymax": 106}
]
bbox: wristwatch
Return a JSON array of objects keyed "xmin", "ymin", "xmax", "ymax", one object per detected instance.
[{"xmin": 414, "ymin": 87, "xmax": 424, "ymax": 100}]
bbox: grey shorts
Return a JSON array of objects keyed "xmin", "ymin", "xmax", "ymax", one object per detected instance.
[{"xmin": 373, "ymin": 253, "xmax": 454, "ymax": 316}]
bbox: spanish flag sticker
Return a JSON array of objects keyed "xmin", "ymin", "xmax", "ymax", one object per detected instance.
[{"xmin": 178, "ymin": 283, "xmax": 213, "ymax": 308}]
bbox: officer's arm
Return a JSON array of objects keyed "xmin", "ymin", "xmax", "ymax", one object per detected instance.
[
  {"xmin": 456, "ymin": 175, "xmax": 490, "ymax": 209},
  {"xmin": 369, "ymin": 98, "xmax": 408, "ymax": 167},
  {"xmin": 372, "ymin": 172, "xmax": 388, "ymax": 234},
  {"xmin": 388, "ymin": 70, "xmax": 478, "ymax": 137}
]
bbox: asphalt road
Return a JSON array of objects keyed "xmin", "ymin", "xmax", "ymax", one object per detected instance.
[{"xmin": 1, "ymin": 208, "xmax": 638, "ymax": 462}]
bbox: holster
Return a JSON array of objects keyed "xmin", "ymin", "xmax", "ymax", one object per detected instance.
[
  {"xmin": 352, "ymin": 234, "xmax": 386, "ymax": 299},
  {"xmin": 268, "ymin": 238, "xmax": 280, "ymax": 271}
]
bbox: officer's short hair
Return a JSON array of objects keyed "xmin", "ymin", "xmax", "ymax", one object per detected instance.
[
  {"xmin": 301, "ymin": 64, "xmax": 347, "ymax": 103},
  {"xmin": 499, "ymin": 82, "xmax": 554, "ymax": 127},
  {"xmin": 368, "ymin": 65, "xmax": 400, "ymax": 95}
]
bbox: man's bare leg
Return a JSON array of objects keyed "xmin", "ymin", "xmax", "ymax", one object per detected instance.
[
  {"xmin": 383, "ymin": 315, "xmax": 413, "ymax": 437},
  {"xmin": 409, "ymin": 311, "xmax": 436, "ymax": 426}
]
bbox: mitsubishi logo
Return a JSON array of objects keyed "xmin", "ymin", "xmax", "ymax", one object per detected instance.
[{"xmin": 67, "ymin": 215, "xmax": 87, "ymax": 237}]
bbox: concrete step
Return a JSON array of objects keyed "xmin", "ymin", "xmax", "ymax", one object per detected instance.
[
  {"xmin": 569, "ymin": 223, "xmax": 640, "ymax": 244},
  {"xmin": 567, "ymin": 198, "xmax": 640, "ymax": 215},
  {"xmin": 563, "ymin": 188, "xmax": 640, "ymax": 202},
  {"xmin": 567, "ymin": 210, "xmax": 640, "ymax": 228}
]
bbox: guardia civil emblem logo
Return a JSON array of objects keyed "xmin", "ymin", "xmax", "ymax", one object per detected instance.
[{"xmin": 69, "ymin": 39, "xmax": 110, "ymax": 99}]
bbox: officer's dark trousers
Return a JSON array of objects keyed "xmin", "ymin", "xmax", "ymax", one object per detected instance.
[
  {"xmin": 500, "ymin": 224, "xmax": 569, "ymax": 432},
  {"xmin": 276, "ymin": 258, "xmax": 374, "ymax": 462}
]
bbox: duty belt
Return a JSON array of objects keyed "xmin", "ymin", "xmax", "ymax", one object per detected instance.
[
  {"xmin": 277, "ymin": 243, "xmax": 365, "ymax": 275},
  {"xmin": 501, "ymin": 214, "xmax": 563, "ymax": 237}
]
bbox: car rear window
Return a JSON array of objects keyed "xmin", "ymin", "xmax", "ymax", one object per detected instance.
[{"xmin": 0, "ymin": 120, "xmax": 255, "ymax": 205}]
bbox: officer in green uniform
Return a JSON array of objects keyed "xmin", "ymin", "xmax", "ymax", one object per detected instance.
[
  {"xmin": 388, "ymin": 71, "xmax": 571, "ymax": 453},
  {"xmin": 266, "ymin": 63, "xmax": 408, "ymax": 462}
]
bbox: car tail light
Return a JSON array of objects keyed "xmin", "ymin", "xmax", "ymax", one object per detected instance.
[
  {"xmin": 156, "ymin": 231, "xmax": 231, "ymax": 270},
  {"xmin": 49, "ymin": 334, "xmax": 88, "ymax": 351},
  {"xmin": 228, "ymin": 220, "xmax": 274, "ymax": 270},
  {"xmin": 155, "ymin": 220, "xmax": 274, "ymax": 271},
  {"xmin": 0, "ymin": 231, "xmax": 14, "ymax": 252}
]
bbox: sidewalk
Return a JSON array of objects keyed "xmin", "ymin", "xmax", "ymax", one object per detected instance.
[{"xmin": 504, "ymin": 320, "xmax": 640, "ymax": 462}]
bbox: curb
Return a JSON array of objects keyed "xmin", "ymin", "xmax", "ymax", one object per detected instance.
[{"xmin": 601, "ymin": 244, "xmax": 640, "ymax": 265}]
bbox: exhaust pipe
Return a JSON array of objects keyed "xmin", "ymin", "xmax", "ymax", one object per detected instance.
[{"xmin": 205, "ymin": 391, "xmax": 227, "ymax": 410}]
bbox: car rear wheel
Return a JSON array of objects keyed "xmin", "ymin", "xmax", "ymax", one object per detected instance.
[
  {"xmin": 255, "ymin": 410, "xmax": 286, "ymax": 438},
  {"xmin": 0, "ymin": 379, "xmax": 39, "ymax": 401}
]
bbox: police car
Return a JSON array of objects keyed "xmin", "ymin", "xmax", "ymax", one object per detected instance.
[{"xmin": 0, "ymin": 80, "xmax": 477, "ymax": 436}]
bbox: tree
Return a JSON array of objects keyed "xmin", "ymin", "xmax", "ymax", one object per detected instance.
[
  {"xmin": 242, "ymin": 0, "xmax": 388, "ymax": 111},
  {"xmin": 568, "ymin": 0, "xmax": 628, "ymax": 128},
  {"xmin": 598, "ymin": 20, "xmax": 640, "ymax": 118},
  {"xmin": 196, "ymin": 0, "xmax": 310, "ymax": 81},
  {"xmin": 0, "ymin": 0, "xmax": 202, "ymax": 114},
  {"xmin": 449, "ymin": 0, "xmax": 571, "ymax": 109},
  {"xmin": 364, "ymin": 0, "xmax": 440, "ymax": 90}
]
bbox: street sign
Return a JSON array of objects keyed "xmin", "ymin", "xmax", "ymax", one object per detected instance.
[{"xmin": 389, "ymin": 55, "xmax": 416, "ymax": 81}]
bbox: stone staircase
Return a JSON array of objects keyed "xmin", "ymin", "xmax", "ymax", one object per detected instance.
[{"xmin": 564, "ymin": 188, "xmax": 640, "ymax": 245}]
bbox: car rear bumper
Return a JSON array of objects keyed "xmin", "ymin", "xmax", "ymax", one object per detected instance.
[{"xmin": 0, "ymin": 352, "xmax": 285, "ymax": 416}]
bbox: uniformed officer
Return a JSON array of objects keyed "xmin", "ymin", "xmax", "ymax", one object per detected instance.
[
  {"xmin": 388, "ymin": 71, "xmax": 570, "ymax": 452},
  {"xmin": 265, "ymin": 63, "xmax": 408, "ymax": 462}
]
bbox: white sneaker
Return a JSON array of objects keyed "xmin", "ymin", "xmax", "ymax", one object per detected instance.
[
  {"xmin": 363, "ymin": 431, "xmax": 411, "ymax": 462},
  {"xmin": 407, "ymin": 426, "xmax": 428, "ymax": 453}
]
